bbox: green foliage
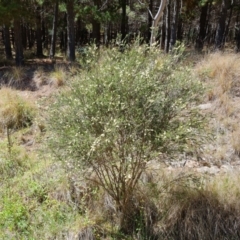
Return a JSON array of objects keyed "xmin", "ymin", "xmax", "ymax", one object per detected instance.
[
  {"xmin": 48, "ymin": 45, "xmax": 205, "ymax": 232},
  {"xmin": 0, "ymin": 195, "xmax": 30, "ymax": 237},
  {"xmin": 0, "ymin": 142, "xmax": 32, "ymax": 180},
  {"xmin": 0, "ymin": 155, "xmax": 77, "ymax": 239},
  {"xmin": 0, "ymin": 0, "xmax": 31, "ymax": 24},
  {"xmin": 49, "ymin": 45, "xmax": 204, "ymax": 167}
]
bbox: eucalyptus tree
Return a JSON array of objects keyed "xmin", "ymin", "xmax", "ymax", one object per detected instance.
[
  {"xmin": 164, "ymin": 0, "xmax": 171, "ymax": 52},
  {"xmin": 66, "ymin": 0, "xmax": 75, "ymax": 61},
  {"xmin": 215, "ymin": 0, "xmax": 231, "ymax": 49},
  {"xmin": 169, "ymin": 0, "xmax": 181, "ymax": 50},
  {"xmin": 195, "ymin": 1, "xmax": 211, "ymax": 51},
  {"xmin": 49, "ymin": 0, "xmax": 59, "ymax": 58},
  {"xmin": 3, "ymin": 24, "xmax": 13, "ymax": 59},
  {"xmin": 150, "ymin": 0, "xmax": 167, "ymax": 45},
  {"xmin": 0, "ymin": 0, "xmax": 34, "ymax": 65},
  {"xmin": 35, "ymin": 5, "xmax": 44, "ymax": 57}
]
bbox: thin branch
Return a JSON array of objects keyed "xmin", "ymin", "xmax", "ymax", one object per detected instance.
[
  {"xmin": 137, "ymin": 0, "xmax": 154, "ymax": 19},
  {"xmin": 98, "ymin": 0, "xmax": 108, "ymax": 11}
]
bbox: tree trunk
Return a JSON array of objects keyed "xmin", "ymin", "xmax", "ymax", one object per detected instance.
[
  {"xmin": 3, "ymin": 25, "xmax": 13, "ymax": 59},
  {"xmin": 170, "ymin": 0, "xmax": 180, "ymax": 50},
  {"xmin": 60, "ymin": 31, "xmax": 64, "ymax": 49},
  {"xmin": 27, "ymin": 27, "xmax": 34, "ymax": 49},
  {"xmin": 31, "ymin": 28, "xmax": 35, "ymax": 48},
  {"xmin": 36, "ymin": 7, "xmax": 43, "ymax": 57},
  {"xmin": 223, "ymin": 2, "xmax": 233, "ymax": 46},
  {"xmin": 121, "ymin": 0, "xmax": 127, "ymax": 40},
  {"xmin": 92, "ymin": 0, "xmax": 101, "ymax": 45},
  {"xmin": 160, "ymin": 11, "xmax": 166, "ymax": 50},
  {"xmin": 215, "ymin": 0, "xmax": 230, "ymax": 50},
  {"xmin": 76, "ymin": 17, "xmax": 81, "ymax": 45},
  {"xmin": 1, "ymin": 28, "xmax": 4, "ymax": 44},
  {"xmin": 148, "ymin": 0, "xmax": 153, "ymax": 43},
  {"xmin": 50, "ymin": 0, "xmax": 59, "ymax": 59},
  {"xmin": 14, "ymin": 18, "xmax": 24, "ymax": 66},
  {"xmin": 11, "ymin": 27, "xmax": 14, "ymax": 46},
  {"xmin": 66, "ymin": 0, "xmax": 75, "ymax": 62},
  {"xmin": 22, "ymin": 24, "xmax": 27, "ymax": 50},
  {"xmin": 92, "ymin": 20, "xmax": 101, "ymax": 45},
  {"xmin": 42, "ymin": 18, "xmax": 47, "ymax": 49},
  {"xmin": 195, "ymin": 2, "xmax": 209, "ymax": 51},
  {"xmin": 164, "ymin": 0, "xmax": 171, "ymax": 53},
  {"xmin": 150, "ymin": 0, "xmax": 167, "ymax": 45}
]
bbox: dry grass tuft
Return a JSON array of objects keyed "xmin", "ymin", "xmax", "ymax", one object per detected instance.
[
  {"xmin": 156, "ymin": 172, "xmax": 240, "ymax": 239},
  {"xmin": 195, "ymin": 52, "xmax": 240, "ymax": 163},
  {"xmin": 231, "ymin": 129, "xmax": 240, "ymax": 156},
  {"xmin": 0, "ymin": 87, "xmax": 36, "ymax": 131},
  {"xmin": 3, "ymin": 67, "xmax": 28, "ymax": 88},
  {"xmin": 196, "ymin": 52, "xmax": 240, "ymax": 103},
  {"xmin": 33, "ymin": 67, "xmax": 49, "ymax": 88},
  {"xmin": 162, "ymin": 189, "xmax": 240, "ymax": 239},
  {"xmin": 78, "ymin": 171, "xmax": 240, "ymax": 239},
  {"xmin": 49, "ymin": 66, "xmax": 66, "ymax": 87}
]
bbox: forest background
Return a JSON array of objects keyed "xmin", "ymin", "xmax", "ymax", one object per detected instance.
[{"xmin": 0, "ymin": 0, "xmax": 240, "ymax": 64}]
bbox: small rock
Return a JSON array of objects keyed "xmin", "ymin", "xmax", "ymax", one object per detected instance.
[{"xmin": 198, "ymin": 103, "xmax": 212, "ymax": 110}]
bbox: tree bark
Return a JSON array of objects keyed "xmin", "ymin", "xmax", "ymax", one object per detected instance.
[
  {"xmin": 150, "ymin": 0, "xmax": 167, "ymax": 45},
  {"xmin": 235, "ymin": 12, "xmax": 240, "ymax": 52},
  {"xmin": 195, "ymin": 2, "xmax": 209, "ymax": 51},
  {"xmin": 36, "ymin": 7, "xmax": 43, "ymax": 57},
  {"xmin": 3, "ymin": 25, "xmax": 13, "ymax": 59},
  {"xmin": 92, "ymin": 20, "xmax": 101, "ymax": 45},
  {"xmin": 121, "ymin": 0, "xmax": 127, "ymax": 40},
  {"xmin": 42, "ymin": 18, "xmax": 47, "ymax": 49},
  {"xmin": 22, "ymin": 24, "xmax": 27, "ymax": 49},
  {"xmin": 92, "ymin": 0, "xmax": 101, "ymax": 45},
  {"xmin": 223, "ymin": 2, "xmax": 233, "ymax": 46},
  {"xmin": 27, "ymin": 27, "xmax": 34, "ymax": 49},
  {"xmin": 215, "ymin": 0, "xmax": 230, "ymax": 50},
  {"xmin": 50, "ymin": 0, "xmax": 59, "ymax": 59},
  {"xmin": 170, "ymin": 0, "xmax": 180, "ymax": 50},
  {"xmin": 66, "ymin": 0, "xmax": 75, "ymax": 61},
  {"xmin": 14, "ymin": 18, "xmax": 24, "ymax": 66},
  {"xmin": 1, "ymin": 28, "xmax": 4, "ymax": 44},
  {"xmin": 148, "ymin": 0, "xmax": 153, "ymax": 43},
  {"xmin": 11, "ymin": 27, "xmax": 14, "ymax": 46},
  {"xmin": 76, "ymin": 17, "xmax": 81, "ymax": 44},
  {"xmin": 160, "ymin": 9, "xmax": 166, "ymax": 49},
  {"xmin": 164, "ymin": 0, "xmax": 171, "ymax": 53}
]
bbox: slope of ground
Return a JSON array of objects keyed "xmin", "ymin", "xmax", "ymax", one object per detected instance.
[{"xmin": 0, "ymin": 50, "xmax": 240, "ymax": 239}]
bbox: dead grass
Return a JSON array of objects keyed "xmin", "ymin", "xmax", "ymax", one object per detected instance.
[
  {"xmin": 33, "ymin": 67, "xmax": 49, "ymax": 88},
  {"xmin": 145, "ymin": 171, "xmax": 240, "ymax": 239},
  {"xmin": 0, "ymin": 87, "xmax": 36, "ymax": 131},
  {"xmin": 196, "ymin": 52, "xmax": 240, "ymax": 105},
  {"xmin": 49, "ymin": 65, "xmax": 67, "ymax": 87},
  {"xmin": 231, "ymin": 129, "xmax": 240, "ymax": 156},
  {"xmin": 195, "ymin": 52, "xmax": 240, "ymax": 163},
  {"xmin": 64, "ymin": 169, "xmax": 240, "ymax": 239},
  {"xmin": 161, "ymin": 188, "xmax": 240, "ymax": 239},
  {"xmin": 3, "ymin": 67, "xmax": 28, "ymax": 88}
]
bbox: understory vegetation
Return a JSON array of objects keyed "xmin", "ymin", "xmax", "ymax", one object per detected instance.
[{"xmin": 1, "ymin": 46, "xmax": 240, "ymax": 239}]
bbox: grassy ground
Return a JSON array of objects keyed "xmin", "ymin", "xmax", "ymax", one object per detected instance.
[{"xmin": 0, "ymin": 48, "xmax": 240, "ymax": 239}]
